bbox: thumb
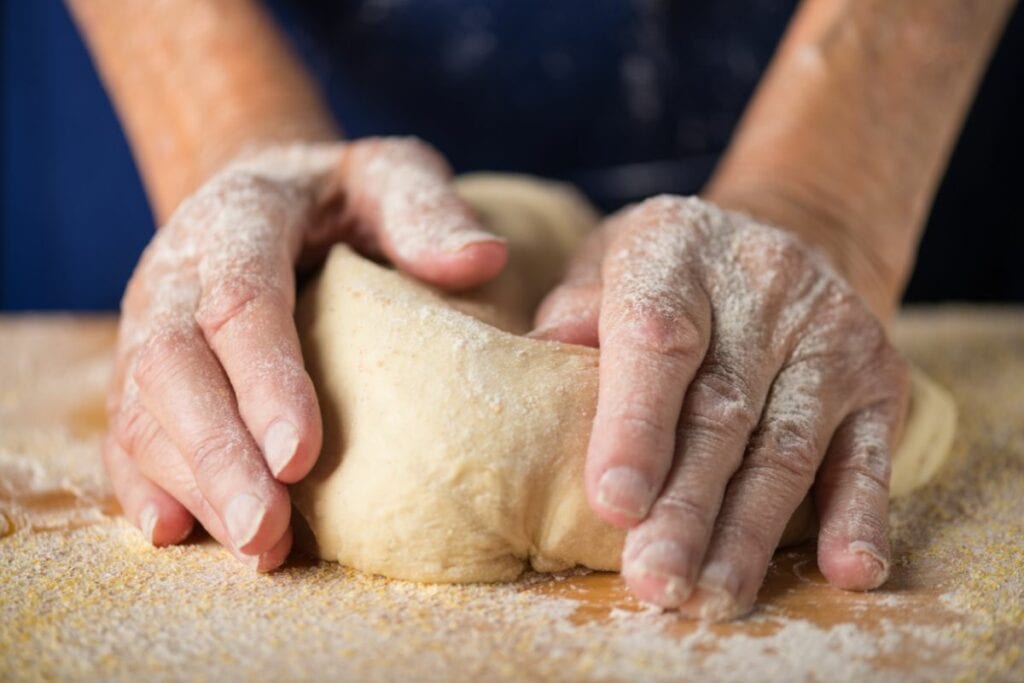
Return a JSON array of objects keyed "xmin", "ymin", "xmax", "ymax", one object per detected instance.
[
  {"xmin": 339, "ymin": 137, "xmax": 507, "ymax": 290},
  {"xmin": 529, "ymin": 229, "xmax": 606, "ymax": 346},
  {"xmin": 530, "ymin": 282, "xmax": 601, "ymax": 346}
]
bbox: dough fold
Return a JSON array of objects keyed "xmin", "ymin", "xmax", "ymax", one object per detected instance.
[{"xmin": 292, "ymin": 174, "xmax": 956, "ymax": 583}]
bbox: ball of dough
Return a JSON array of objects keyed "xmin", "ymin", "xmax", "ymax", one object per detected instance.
[{"xmin": 291, "ymin": 174, "xmax": 957, "ymax": 583}]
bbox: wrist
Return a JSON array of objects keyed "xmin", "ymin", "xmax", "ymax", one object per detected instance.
[
  {"xmin": 70, "ymin": 0, "xmax": 341, "ymax": 222},
  {"xmin": 703, "ymin": 180, "xmax": 907, "ymax": 321}
]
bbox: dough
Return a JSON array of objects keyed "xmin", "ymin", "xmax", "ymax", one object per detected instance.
[{"xmin": 292, "ymin": 174, "xmax": 957, "ymax": 583}]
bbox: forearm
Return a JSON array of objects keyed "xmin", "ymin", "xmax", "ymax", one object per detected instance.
[
  {"xmin": 704, "ymin": 0, "xmax": 1016, "ymax": 319},
  {"xmin": 67, "ymin": 0, "xmax": 339, "ymax": 221}
]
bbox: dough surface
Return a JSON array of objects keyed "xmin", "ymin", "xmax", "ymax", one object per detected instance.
[{"xmin": 292, "ymin": 174, "xmax": 957, "ymax": 583}]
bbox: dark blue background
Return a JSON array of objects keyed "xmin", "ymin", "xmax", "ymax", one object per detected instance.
[
  {"xmin": 2, "ymin": 2, "xmax": 1022, "ymax": 311},
  {"xmin": 3, "ymin": 1, "xmax": 151, "ymax": 310}
]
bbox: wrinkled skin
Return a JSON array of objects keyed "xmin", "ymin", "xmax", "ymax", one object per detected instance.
[
  {"xmin": 533, "ymin": 196, "xmax": 910, "ymax": 620},
  {"xmin": 104, "ymin": 137, "xmax": 508, "ymax": 570}
]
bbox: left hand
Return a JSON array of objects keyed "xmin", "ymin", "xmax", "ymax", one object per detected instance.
[
  {"xmin": 533, "ymin": 195, "xmax": 910, "ymax": 620},
  {"xmin": 103, "ymin": 138, "xmax": 506, "ymax": 570}
]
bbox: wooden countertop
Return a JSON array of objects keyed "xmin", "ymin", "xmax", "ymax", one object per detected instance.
[{"xmin": 1, "ymin": 307, "xmax": 1022, "ymax": 682}]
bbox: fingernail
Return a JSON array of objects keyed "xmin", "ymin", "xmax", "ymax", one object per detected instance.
[
  {"xmin": 626, "ymin": 541, "xmax": 692, "ymax": 604},
  {"xmin": 236, "ymin": 547, "xmax": 278, "ymax": 573},
  {"xmin": 696, "ymin": 561, "xmax": 741, "ymax": 622},
  {"xmin": 698, "ymin": 586, "xmax": 739, "ymax": 622},
  {"xmin": 264, "ymin": 420, "xmax": 299, "ymax": 478},
  {"xmin": 596, "ymin": 467, "xmax": 654, "ymax": 520},
  {"xmin": 255, "ymin": 551, "xmax": 280, "ymax": 573},
  {"xmin": 236, "ymin": 550, "xmax": 261, "ymax": 572},
  {"xmin": 443, "ymin": 230, "xmax": 505, "ymax": 253},
  {"xmin": 139, "ymin": 503, "xmax": 159, "ymax": 545},
  {"xmin": 225, "ymin": 493, "xmax": 266, "ymax": 550},
  {"xmin": 847, "ymin": 540, "xmax": 890, "ymax": 586}
]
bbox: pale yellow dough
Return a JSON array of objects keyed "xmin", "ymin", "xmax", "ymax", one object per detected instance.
[{"xmin": 292, "ymin": 174, "xmax": 957, "ymax": 583}]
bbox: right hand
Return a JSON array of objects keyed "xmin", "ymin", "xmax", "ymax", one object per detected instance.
[
  {"xmin": 533, "ymin": 195, "xmax": 910, "ymax": 619},
  {"xmin": 103, "ymin": 137, "xmax": 507, "ymax": 570}
]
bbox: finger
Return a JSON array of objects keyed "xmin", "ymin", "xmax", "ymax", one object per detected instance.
[
  {"xmin": 814, "ymin": 397, "xmax": 904, "ymax": 591},
  {"xmin": 681, "ymin": 362, "xmax": 846, "ymax": 621},
  {"xmin": 586, "ymin": 201, "xmax": 712, "ymax": 527},
  {"xmin": 621, "ymin": 355, "xmax": 771, "ymax": 607},
  {"xmin": 338, "ymin": 137, "xmax": 508, "ymax": 289},
  {"xmin": 251, "ymin": 525, "xmax": 293, "ymax": 573},
  {"xmin": 115, "ymin": 403, "xmax": 290, "ymax": 572},
  {"xmin": 531, "ymin": 230, "xmax": 606, "ymax": 345},
  {"xmin": 102, "ymin": 434, "xmax": 194, "ymax": 546},
  {"xmin": 131, "ymin": 325, "xmax": 291, "ymax": 557},
  {"xmin": 195, "ymin": 256, "xmax": 321, "ymax": 484}
]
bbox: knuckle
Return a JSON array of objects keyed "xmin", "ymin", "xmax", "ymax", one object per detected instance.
[
  {"xmin": 194, "ymin": 277, "xmax": 283, "ymax": 337},
  {"xmin": 654, "ymin": 490, "xmax": 714, "ymax": 529},
  {"xmin": 132, "ymin": 328, "xmax": 196, "ymax": 393},
  {"xmin": 766, "ymin": 237, "xmax": 809, "ymax": 273},
  {"xmin": 614, "ymin": 405, "xmax": 671, "ymax": 441},
  {"xmin": 858, "ymin": 320, "xmax": 890, "ymax": 361},
  {"xmin": 837, "ymin": 441, "xmax": 892, "ymax": 491},
  {"xmin": 716, "ymin": 517, "xmax": 775, "ymax": 561},
  {"xmin": 627, "ymin": 311, "xmax": 704, "ymax": 365},
  {"xmin": 834, "ymin": 462, "xmax": 891, "ymax": 496},
  {"xmin": 678, "ymin": 427, "xmax": 746, "ymax": 476},
  {"xmin": 831, "ymin": 304, "xmax": 887, "ymax": 359},
  {"xmin": 621, "ymin": 194, "xmax": 724, "ymax": 240},
  {"xmin": 686, "ymin": 364, "xmax": 760, "ymax": 432},
  {"xmin": 735, "ymin": 228, "xmax": 809, "ymax": 284},
  {"xmin": 750, "ymin": 418, "xmax": 821, "ymax": 487},
  {"xmin": 615, "ymin": 196, "xmax": 703, "ymax": 243},
  {"xmin": 605, "ymin": 402, "xmax": 678, "ymax": 456},
  {"xmin": 188, "ymin": 432, "xmax": 238, "ymax": 482}
]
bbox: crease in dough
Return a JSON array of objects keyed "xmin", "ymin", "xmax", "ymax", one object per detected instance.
[{"xmin": 292, "ymin": 174, "xmax": 957, "ymax": 583}]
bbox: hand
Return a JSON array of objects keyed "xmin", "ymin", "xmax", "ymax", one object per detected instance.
[
  {"xmin": 533, "ymin": 195, "xmax": 909, "ymax": 620},
  {"xmin": 104, "ymin": 137, "xmax": 507, "ymax": 570}
]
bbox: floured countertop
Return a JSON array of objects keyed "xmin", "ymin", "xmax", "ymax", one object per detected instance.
[{"xmin": 1, "ymin": 307, "xmax": 1022, "ymax": 682}]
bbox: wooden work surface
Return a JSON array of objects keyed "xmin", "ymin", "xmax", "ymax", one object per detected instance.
[{"xmin": 1, "ymin": 307, "xmax": 1022, "ymax": 682}]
